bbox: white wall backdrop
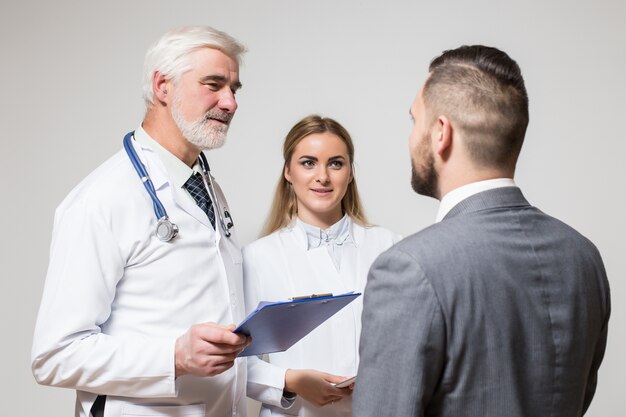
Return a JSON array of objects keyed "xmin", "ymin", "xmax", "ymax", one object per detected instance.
[{"xmin": 1, "ymin": 0, "xmax": 624, "ymax": 416}]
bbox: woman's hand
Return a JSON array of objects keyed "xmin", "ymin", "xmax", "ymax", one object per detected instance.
[{"xmin": 284, "ymin": 369, "xmax": 353, "ymax": 407}]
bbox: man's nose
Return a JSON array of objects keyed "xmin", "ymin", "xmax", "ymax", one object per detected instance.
[{"xmin": 218, "ymin": 89, "xmax": 237, "ymax": 113}]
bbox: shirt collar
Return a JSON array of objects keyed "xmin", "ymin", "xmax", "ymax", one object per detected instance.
[
  {"xmin": 294, "ymin": 215, "xmax": 356, "ymax": 250},
  {"xmin": 133, "ymin": 125, "xmax": 198, "ymax": 189},
  {"xmin": 436, "ymin": 178, "xmax": 516, "ymax": 222}
]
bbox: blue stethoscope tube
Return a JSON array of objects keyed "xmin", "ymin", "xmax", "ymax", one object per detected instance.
[
  {"xmin": 123, "ymin": 132, "xmax": 167, "ymax": 219},
  {"xmin": 124, "ymin": 132, "xmax": 179, "ymax": 241},
  {"xmin": 123, "ymin": 131, "xmax": 233, "ymax": 241}
]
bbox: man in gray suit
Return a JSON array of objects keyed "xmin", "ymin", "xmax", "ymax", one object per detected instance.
[{"xmin": 353, "ymin": 45, "xmax": 610, "ymax": 417}]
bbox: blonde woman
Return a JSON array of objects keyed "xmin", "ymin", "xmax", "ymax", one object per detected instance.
[{"xmin": 243, "ymin": 115, "xmax": 400, "ymax": 417}]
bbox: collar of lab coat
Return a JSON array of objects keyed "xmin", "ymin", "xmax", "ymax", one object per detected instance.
[
  {"xmin": 131, "ymin": 126, "xmax": 214, "ymax": 229},
  {"xmin": 285, "ymin": 215, "xmax": 362, "ymax": 251},
  {"xmin": 131, "ymin": 126, "xmax": 170, "ymax": 191}
]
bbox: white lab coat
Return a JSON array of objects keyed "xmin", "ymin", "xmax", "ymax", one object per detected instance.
[
  {"xmin": 31, "ymin": 135, "xmax": 247, "ymax": 417},
  {"xmin": 242, "ymin": 220, "xmax": 400, "ymax": 417}
]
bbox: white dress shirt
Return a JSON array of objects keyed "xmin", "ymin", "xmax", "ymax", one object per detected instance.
[
  {"xmin": 436, "ymin": 178, "xmax": 517, "ymax": 222},
  {"xmin": 298, "ymin": 215, "xmax": 354, "ymax": 270},
  {"xmin": 243, "ymin": 217, "xmax": 400, "ymax": 417},
  {"xmin": 134, "ymin": 128, "xmax": 207, "ymax": 199}
]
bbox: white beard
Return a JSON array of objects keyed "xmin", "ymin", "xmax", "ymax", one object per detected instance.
[{"xmin": 171, "ymin": 93, "xmax": 231, "ymax": 150}]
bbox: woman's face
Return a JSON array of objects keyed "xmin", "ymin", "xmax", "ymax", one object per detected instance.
[{"xmin": 284, "ymin": 132, "xmax": 353, "ymax": 228}]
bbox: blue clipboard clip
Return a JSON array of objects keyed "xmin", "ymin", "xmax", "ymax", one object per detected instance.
[{"xmin": 234, "ymin": 291, "xmax": 361, "ymax": 356}]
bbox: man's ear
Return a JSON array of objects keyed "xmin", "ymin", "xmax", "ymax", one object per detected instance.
[
  {"xmin": 434, "ymin": 115, "xmax": 453, "ymax": 158},
  {"xmin": 152, "ymin": 71, "xmax": 170, "ymax": 104}
]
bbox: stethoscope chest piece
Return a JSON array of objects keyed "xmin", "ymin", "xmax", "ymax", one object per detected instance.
[{"xmin": 156, "ymin": 217, "xmax": 179, "ymax": 242}]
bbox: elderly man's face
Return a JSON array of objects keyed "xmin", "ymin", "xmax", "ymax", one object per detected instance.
[
  {"xmin": 170, "ymin": 47, "xmax": 241, "ymax": 150},
  {"xmin": 409, "ymin": 88, "xmax": 438, "ymax": 198}
]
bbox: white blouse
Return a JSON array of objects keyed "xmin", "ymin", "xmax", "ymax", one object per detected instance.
[
  {"xmin": 243, "ymin": 217, "xmax": 400, "ymax": 417},
  {"xmin": 298, "ymin": 215, "xmax": 353, "ymax": 270}
]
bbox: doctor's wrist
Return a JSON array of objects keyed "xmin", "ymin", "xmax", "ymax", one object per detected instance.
[
  {"xmin": 285, "ymin": 368, "xmax": 305, "ymax": 395},
  {"xmin": 174, "ymin": 336, "xmax": 188, "ymax": 378}
]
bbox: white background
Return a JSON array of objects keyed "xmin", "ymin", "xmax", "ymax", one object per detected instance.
[{"xmin": 1, "ymin": 0, "xmax": 624, "ymax": 416}]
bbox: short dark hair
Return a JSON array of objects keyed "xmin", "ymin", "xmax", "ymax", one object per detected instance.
[{"xmin": 423, "ymin": 45, "xmax": 529, "ymax": 170}]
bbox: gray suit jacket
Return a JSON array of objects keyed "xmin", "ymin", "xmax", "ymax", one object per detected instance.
[{"xmin": 354, "ymin": 187, "xmax": 610, "ymax": 417}]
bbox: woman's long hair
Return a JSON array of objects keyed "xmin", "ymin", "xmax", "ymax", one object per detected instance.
[{"xmin": 261, "ymin": 115, "xmax": 368, "ymax": 236}]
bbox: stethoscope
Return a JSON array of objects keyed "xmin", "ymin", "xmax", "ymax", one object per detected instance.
[{"xmin": 123, "ymin": 131, "xmax": 234, "ymax": 242}]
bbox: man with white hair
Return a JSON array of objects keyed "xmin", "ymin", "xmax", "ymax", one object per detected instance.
[{"xmin": 32, "ymin": 26, "xmax": 250, "ymax": 417}]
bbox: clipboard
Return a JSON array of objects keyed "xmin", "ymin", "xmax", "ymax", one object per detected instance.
[{"xmin": 234, "ymin": 292, "xmax": 361, "ymax": 357}]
